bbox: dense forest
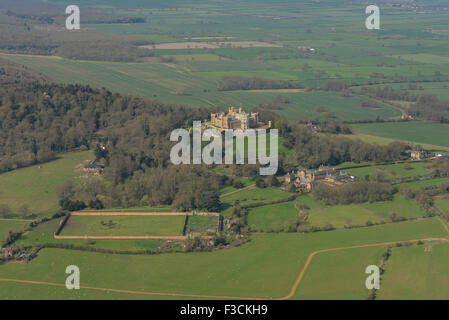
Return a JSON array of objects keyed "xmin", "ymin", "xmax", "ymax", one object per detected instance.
[
  {"xmin": 0, "ymin": 55, "xmax": 414, "ymax": 211},
  {"xmin": 312, "ymin": 182, "xmax": 396, "ymax": 205},
  {"xmin": 0, "ymin": 81, "xmax": 411, "ymax": 210},
  {"xmin": 0, "ymin": 78, "xmax": 206, "ymax": 172},
  {"xmin": 271, "ymin": 116, "xmax": 410, "ymax": 170}
]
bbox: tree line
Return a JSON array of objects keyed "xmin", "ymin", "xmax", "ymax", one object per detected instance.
[
  {"xmin": 312, "ymin": 182, "xmax": 396, "ymax": 205},
  {"xmin": 219, "ymin": 76, "xmax": 303, "ymax": 91}
]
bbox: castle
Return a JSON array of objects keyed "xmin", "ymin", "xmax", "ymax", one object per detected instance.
[{"xmin": 209, "ymin": 107, "xmax": 270, "ymax": 131}]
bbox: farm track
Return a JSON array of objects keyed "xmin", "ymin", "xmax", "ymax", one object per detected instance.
[
  {"xmin": 2, "ymin": 237, "xmax": 448, "ymax": 300},
  {"xmin": 279, "ymin": 237, "xmax": 449, "ymax": 300},
  {"xmin": 221, "ymin": 184, "xmax": 256, "ymax": 197}
]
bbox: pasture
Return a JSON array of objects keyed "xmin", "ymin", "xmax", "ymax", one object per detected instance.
[
  {"xmin": 14, "ymin": 218, "xmax": 162, "ymax": 252},
  {"xmin": 247, "ymin": 202, "xmax": 299, "ymax": 232},
  {"xmin": 220, "ymin": 187, "xmax": 291, "ymax": 211},
  {"xmin": 60, "ymin": 215, "xmax": 186, "ymax": 237},
  {"xmin": 185, "ymin": 215, "xmax": 219, "ymax": 235},
  {"xmin": 0, "ymin": 53, "xmax": 402, "ymax": 122},
  {"xmin": 377, "ymin": 242, "xmax": 449, "ymax": 299},
  {"xmin": 345, "ymin": 162, "xmax": 434, "ymax": 180},
  {"xmin": 344, "ymin": 133, "xmax": 449, "ymax": 153},
  {"xmin": 351, "ymin": 122, "xmax": 449, "ymax": 149},
  {"xmin": 307, "ymin": 196, "xmax": 425, "ymax": 229},
  {"xmin": 400, "ymin": 177, "xmax": 449, "ymax": 189},
  {"xmin": 0, "ymin": 150, "xmax": 94, "ymax": 215},
  {"xmin": 436, "ymin": 198, "xmax": 449, "ymax": 214},
  {"xmin": 0, "ymin": 219, "xmax": 30, "ymax": 244},
  {"xmin": 0, "ymin": 218, "xmax": 445, "ymax": 299},
  {"xmin": 293, "ymin": 246, "xmax": 386, "ymax": 299}
]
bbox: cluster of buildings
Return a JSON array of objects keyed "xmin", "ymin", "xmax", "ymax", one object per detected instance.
[
  {"xmin": 82, "ymin": 160, "xmax": 104, "ymax": 175},
  {"xmin": 2, "ymin": 247, "xmax": 28, "ymax": 260},
  {"xmin": 285, "ymin": 165, "xmax": 355, "ymax": 192},
  {"xmin": 208, "ymin": 107, "xmax": 271, "ymax": 131},
  {"xmin": 410, "ymin": 150, "xmax": 449, "ymax": 161}
]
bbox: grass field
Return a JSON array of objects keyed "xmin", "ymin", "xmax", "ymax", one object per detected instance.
[
  {"xmin": 345, "ymin": 162, "xmax": 434, "ymax": 180},
  {"xmin": 14, "ymin": 218, "xmax": 162, "ymax": 252},
  {"xmin": 185, "ymin": 215, "xmax": 219, "ymax": 235},
  {"xmin": 0, "ymin": 219, "xmax": 30, "ymax": 244},
  {"xmin": 0, "ymin": 54, "xmax": 402, "ymax": 122},
  {"xmin": 237, "ymin": 193, "xmax": 387, "ymax": 231},
  {"xmin": 221, "ymin": 187, "xmax": 291, "ymax": 214},
  {"xmin": 0, "ymin": 150, "xmax": 94, "ymax": 215},
  {"xmin": 247, "ymin": 202, "xmax": 298, "ymax": 231},
  {"xmin": 362, "ymin": 81, "xmax": 449, "ymax": 101},
  {"xmin": 293, "ymin": 246, "xmax": 386, "ymax": 299},
  {"xmin": 351, "ymin": 122, "xmax": 449, "ymax": 149},
  {"xmin": 344, "ymin": 133, "xmax": 449, "ymax": 152},
  {"xmin": 436, "ymin": 198, "xmax": 449, "ymax": 214},
  {"xmin": 3, "ymin": 0, "xmax": 449, "ymax": 300},
  {"xmin": 61, "ymin": 215, "xmax": 186, "ymax": 237},
  {"xmin": 219, "ymin": 179, "xmax": 253, "ymax": 196},
  {"xmin": 0, "ymin": 218, "xmax": 445, "ymax": 299},
  {"xmin": 400, "ymin": 177, "xmax": 449, "ymax": 189},
  {"xmin": 307, "ymin": 196, "xmax": 425, "ymax": 229},
  {"xmin": 377, "ymin": 242, "xmax": 449, "ymax": 299}
]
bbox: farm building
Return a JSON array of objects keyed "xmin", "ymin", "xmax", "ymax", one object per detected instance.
[
  {"xmin": 3, "ymin": 248, "xmax": 13, "ymax": 258},
  {"xmin": 285, "ymin": 166, "xmax": 355, "ymax": 191},
  {"xmin": 82, "ymin": 161, "xmax": 104, "ymax": 173},
  {"xmin": 410, "ymin": 150, "xmax": 430, "ymax": 160}
]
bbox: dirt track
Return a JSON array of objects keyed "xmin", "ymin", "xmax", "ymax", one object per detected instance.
[
  {"xmin": 2, "ymin": 237, "xmax": 448, "ymax": 300},
  {"xmin": 279, "ymin": 237, "xmax": 449, "ymax": 300}
]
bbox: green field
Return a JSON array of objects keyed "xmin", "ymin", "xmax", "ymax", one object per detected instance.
[
  {"xmin": 0, "ymin": 219, "xmax": 30, "ymax": 244},
  {"xmin": 247, "ymin": 202, "xmax": 298, "ymax": 231},
  {"xmin": 436, "ymin": 198, "xmax": 449, "ymax": 214},
  {"xmin": 308, "ymin": 196, "xmax": 425, "ymax": 229},
  {"xmin": 345, "ymin": 162, "xmax": 434, "ymax": 180},
  {"xmin": 0, "ymin": 53, "xmax": 402, "ymax": 122},
  {"xmin": 352, "ymin": 122, "xmax": 449, "ymax": 149},
  {"xmin": 294, "ymin": 246, "xmax": 386, "ymax": 299},
  {"xmin": 378, "ymin": 242, "xmax": 449, "ymax": 299},
  {"xmin": 185, "ymin": 215, "xmax": 218, "ymax": 235},
  {"xmin": 3, "ymin": 0, "xmax": 449, "ymax": 301},
  {"xmin": 219, "ymin": 179, "xmax": 253, "ymax": 195},
  {"xmin": 0, "ymin": 218, "xmax": 446, "ymax": 299},
  {"xmin": 362, "ymin": 81, "xmax": 449, "ymax": 101},
  {"xmin": 0, "ymin": 151, "xmax": 95, "ymax": 215},
  {"xmin": 221, "ymin": 187, "xmax": 291, "ymax": 214},
  {"xmin": 344, "ymin": 133, "xmax": 449, "ymax": 152},
  {"xmin": 393, "ymin": 54, "xmax": 449, "ymax": 65},
  {"xmin": 14, "ymin": 218, "xmax": 162, "ymax": 252},
  {"xmin": 400, "ymin": 177, "xmax": 449, "ymax": 189},
  {"xmin": 61, "ymin": 215, "xmax": 186, "ymax": 236}
]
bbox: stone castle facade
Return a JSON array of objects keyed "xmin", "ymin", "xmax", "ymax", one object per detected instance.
[{"xmin": 210, "ymin": 107, "xmax": 269, "ymax": 131}]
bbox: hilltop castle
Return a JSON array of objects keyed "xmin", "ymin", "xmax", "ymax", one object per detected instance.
[{"xmin": 209, "ymin": 107, "xmax": 271, "ymax": 131}]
